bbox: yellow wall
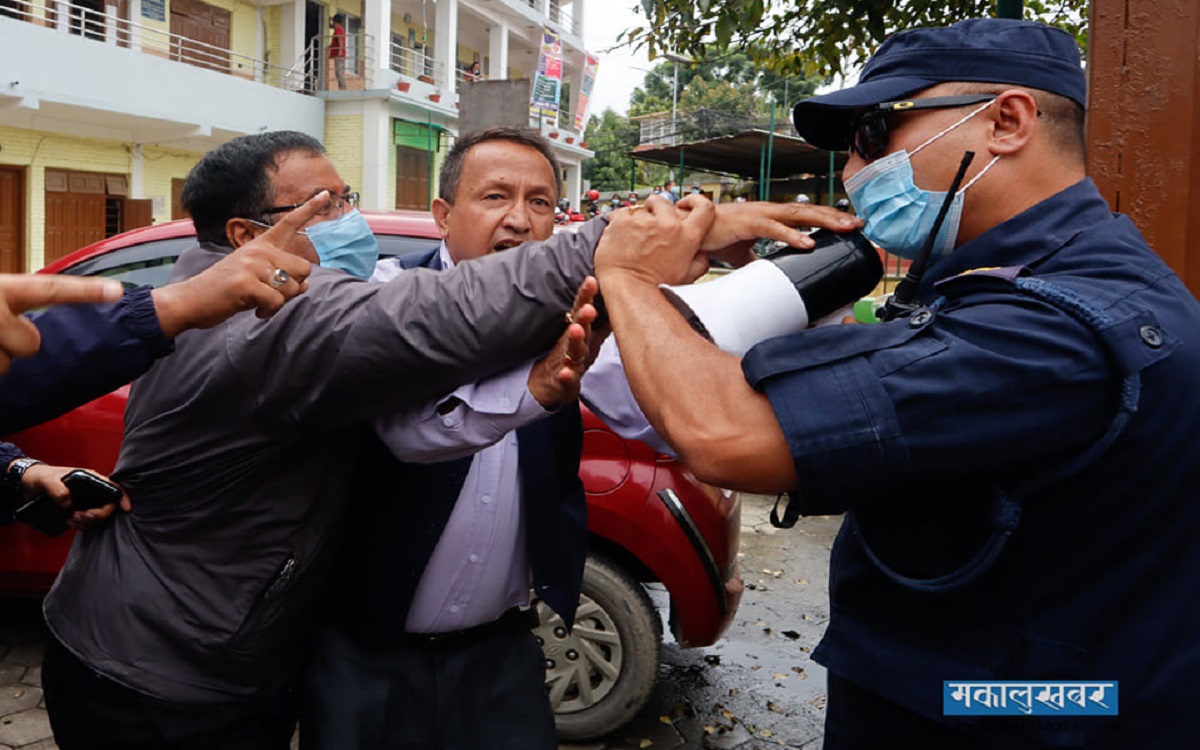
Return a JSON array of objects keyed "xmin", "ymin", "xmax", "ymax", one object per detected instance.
[
  {"xmin": 0, "ymin": 128, "xmax": 129, "ymax": 268},
  {"xmin": 264, "ymin": 5, "xmax": 282, "ymax": 77},
  {"xmin": 135, "ymin": 0, "xmax": 172, "ymax": 57},
  {"xmin": 324, "ymin": 114, "xmax": 364, "ymax": 196},
  {"xmin": 218, "ymin": 0, "xmax": 261, "ymax": 78},
  {"xmin": 0, "ymin": 127, "xmax": 201, "ymax": 268},
  {"xmin": 386, "ymin": 139, "xmax": 396, "ymax": 209},
  {"xmin": 140, "ymin": 145, "xmax": 204, "ymax": 224}
]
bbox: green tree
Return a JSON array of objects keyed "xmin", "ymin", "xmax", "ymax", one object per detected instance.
[
  {"xmin": 582, "ymin": 109, "xmax": 640, "ymax": 191},
  {"xmin": 627, "ymin": 53, "xmax": 821, "ymax": 142},
  {"xmin": 624, "ymin": 0, "xmax": 1088, "ymax": 79}
]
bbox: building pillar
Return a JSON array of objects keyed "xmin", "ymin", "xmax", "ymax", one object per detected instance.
[
  {"xmin": 1086, "ymin": 0, "xmax": 1200, "ymax": 295},
  {"xmin": 130, "ymin": 144, "xmax": 144, "ymax": 198},
  {"xmin": 488, "ymin": 18, "xmax": 509, "ymax": 79},
  {"xmin": 434, "ymin": 0, "xmax": 459, "ymax": 91},
  {"xmin": 280, "ymin": 1, "xmax": 307, "ymax": 92},
  {"xmin": 364, "ymin": 0, "xmax": 391, "ymax": 88},
  {"xmin": 564, "ymin": 161, "xmax": 581, "ymax": 212},
  {"xmin": 361, "ymin": 100, "xmax": 391, "ymax": 210},
  {"xmin": 128, "ymin": 0, "xmax": 142, "ymax": 52}
]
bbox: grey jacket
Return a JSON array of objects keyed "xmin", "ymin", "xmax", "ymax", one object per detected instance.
[{"xmin": 43, "ymin": 219, "xmax": 605, "ymax": 703}]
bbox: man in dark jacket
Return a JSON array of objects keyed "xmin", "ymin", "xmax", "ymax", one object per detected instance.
[
  {"xmin": 2, "ymin": 208, "xmax": 314, "ymax": 525},
  {"xmin": 39, "ymin": 128, "xmax": 833, "ymax": 750},
  {"xmin": 38, "ymin": 130, "xmax": 604, "ymax": 750}
]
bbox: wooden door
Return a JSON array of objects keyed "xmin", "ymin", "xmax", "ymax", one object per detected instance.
[
  {"xmin": 0, "ymin": 166, "xmax": 24, "ymax": 273},
  {"xmin": 170, "ymin": 0, "xmax": 230, "ymax": 72},
  {"xmin": 44, "ymin": 192, "xmax": 105, "ymax": 264},
  {"xmin": 394, "ymin": 146, "xmax": 430, "ymax": 210},
  {"xmin": 121, "ymin": 198, "xmax": 153, "ymax": 232},
  {"xmin": 171, "ymin": 178, "xmax": 187, "ymax": 219}
]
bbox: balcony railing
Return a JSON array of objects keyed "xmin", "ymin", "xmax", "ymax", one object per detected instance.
[
  {"xmin": 389, "ymin": 39, "xmax": 447, "ymax": 88},
  {"xmin": 1, "ymin": 0, "xmax": 313, "ymax": 92},
  {"xmin": 548, "ymin": 0, "xmax": 578, "ymax": 36}
]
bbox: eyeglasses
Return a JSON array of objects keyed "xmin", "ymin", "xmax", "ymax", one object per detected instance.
[
  {"xmin": 849, "ymin": 94, "xmax": 997, "ymax": 161},
  {"xmin": 260, "ymin": 191, "xmax": 359, "ymax": 223}
]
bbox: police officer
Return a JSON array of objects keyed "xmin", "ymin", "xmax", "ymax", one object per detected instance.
[{"xmin": 593, "ymin": 18, "xmax": 1200, "ymax": 749}]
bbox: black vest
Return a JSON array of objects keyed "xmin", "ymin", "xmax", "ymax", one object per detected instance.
[{"xmin": 333, "ymin": 248, "xmax": 588, "ymax": 647}]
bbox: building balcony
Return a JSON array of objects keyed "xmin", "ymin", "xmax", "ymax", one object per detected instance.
[{"xmin": 0, "ymin": 1, "xmax": 323, "ymax": 149}]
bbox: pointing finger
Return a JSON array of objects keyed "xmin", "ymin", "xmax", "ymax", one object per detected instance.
[{"xmin": 261, "ymin": 191, "xmax": 332, "ymax": 248}]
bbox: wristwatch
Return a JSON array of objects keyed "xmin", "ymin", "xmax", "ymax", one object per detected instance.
[{"xmin": 4, "ymin": 457, "xmax": 42, "ymax": 492}]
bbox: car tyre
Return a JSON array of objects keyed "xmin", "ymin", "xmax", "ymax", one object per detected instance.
[{"xmin": 536, "ymin": 552, "xmax": 662, "ymax": 741}]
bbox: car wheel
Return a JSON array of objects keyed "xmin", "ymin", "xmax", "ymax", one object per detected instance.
[{"xmin": 535, "ymin": 552, "xmax": 662, "ymax": 741}]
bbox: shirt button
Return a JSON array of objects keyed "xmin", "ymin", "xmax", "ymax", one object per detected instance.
[
  {"xmin": 469, "ymin": 554, "xmax": 480, "ymax": 563},
  {"xmin": 480, "ymin": 494, "xmax": 492, "ymax": 505},
  {"xmin": 1139, "ymin": 325, "xmax": 1164, "ymax": 348},
  {"xmin": 910, "ymin": 309, "xmax": 934, "ymax": 327},
  {"xmin": 442, "ymin": 416, "xmax": 454, "ymax": 427},
  {"xmin": 500, "ymin": 396, "xmax": 511, "ymax": 408},
  {"xmin": 449, "ymin": 605, "xmax": 461, "ymax": 614}
]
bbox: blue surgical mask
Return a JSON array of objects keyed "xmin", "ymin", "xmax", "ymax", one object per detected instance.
[
  {"xmin": 304, "ymin": 209, "xmax": 379, "ymax": 279},
  {"xmin": 844, "ymin": 100, "xmax": 999, "ymax": 261}
]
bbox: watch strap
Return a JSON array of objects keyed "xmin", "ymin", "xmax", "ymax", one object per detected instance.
[{"xmin": 5, "ymin": 457, "xmax": 42, "ymax": 489}]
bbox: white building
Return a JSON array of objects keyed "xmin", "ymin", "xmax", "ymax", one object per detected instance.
[{"xmin": 0, "ymin": 0, "xmax": 593, "ymax": 269}]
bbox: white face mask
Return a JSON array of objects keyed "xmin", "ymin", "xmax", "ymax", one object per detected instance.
[{"xmin": 843, "ymin": 99, "xmax": 1000, "ymax": 260}]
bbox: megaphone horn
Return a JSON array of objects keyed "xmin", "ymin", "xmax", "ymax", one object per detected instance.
[{"xmin": 659, "ymin": 229, "xmax": 883, "ymax": 357}]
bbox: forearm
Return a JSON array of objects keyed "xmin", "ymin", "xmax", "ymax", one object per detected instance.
[
  {"xmin": 599, "ymin": 272, "xmax": 797, "ymax": 493},
  {"xmin": 0, "ymin": 288, "xmax": 172, "ymax": 434},
  {"xmin": 247, "ymin": 220, "xmax": 602, "ymax": 426},
  {"xmin": 374, "ymin": 362, "xmax": 546, "ymax": 462}
]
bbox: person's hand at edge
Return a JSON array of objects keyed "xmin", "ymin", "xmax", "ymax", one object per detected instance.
[
  {"xmin": 528, "ymin": 276, "xmax": 600, "ymax": 409},
  {"xmin": 17, "ymin": 462, "xmax": 130, "ymax": 531},
  {"xmin": 151, "ymin": 192, "xmax": 328, "ymax": 337},
  {"xmin": 595, "ymin": 195, "xmax": 715, "ymax": 288},
  {"xmin": 677, "ymin": 196, "xmax": 864, "ymax": 264},
  {"xmin": 0, "ymin": 274, "xmax": 123, "ymax": 374}
]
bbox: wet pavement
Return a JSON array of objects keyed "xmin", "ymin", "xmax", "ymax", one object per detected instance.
[
  {"xmin": 564, "ymin": 494, "xmax": 840, "ymax": 750},
  {"xmin": 0, "ymin": 493, "xmax": 840, "ymax": 749}
]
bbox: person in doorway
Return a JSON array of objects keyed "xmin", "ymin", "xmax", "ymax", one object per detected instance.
[{"xmin": 329, "ymin": 15, "xmax": 347, "ymax": 89}]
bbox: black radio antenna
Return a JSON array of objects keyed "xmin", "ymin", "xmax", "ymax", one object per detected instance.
[{"xmin": 877, "ymin": 150, "xmax": 976, "ymax": 322}]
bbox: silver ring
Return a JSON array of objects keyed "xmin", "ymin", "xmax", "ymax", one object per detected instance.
[
  {"xmin": 564, "ymin": 311, "xmax": 575, "ymax": 326},
  {"xmin": 563, "ymin": 351, "xmax": 579, "ymax": 365},
  {"xmin": 270, "ymin": 268, "xmax": 290, "ymax": 288}
]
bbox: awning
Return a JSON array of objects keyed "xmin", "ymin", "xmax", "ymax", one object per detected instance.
[
  {"xmin": 628, "ymin": 129, "xmax": 847, "ymax": 180},
  {"xmin": 394, "ymin": 119, "xmax": 448, "ymax": 151}
]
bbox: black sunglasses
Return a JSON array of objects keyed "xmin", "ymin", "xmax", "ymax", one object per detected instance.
[
  {"xmin": 849, "ymin": 94, "xmax": 997, "ymax": 160},
  {"xmin": 260, "ymin": 191, "xmax": 360, "ymax": 221}
]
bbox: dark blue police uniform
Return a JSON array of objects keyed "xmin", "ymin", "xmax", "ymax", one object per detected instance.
[
  {"xmin": 1, "ymin": 286, "xmax": 172, "ymax": 435},
  {"xmin": 743, "ymin": 179, "xmax": 1200, "ymax": 748}
]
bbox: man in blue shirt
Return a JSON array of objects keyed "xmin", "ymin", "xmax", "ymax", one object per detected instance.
[{"xmin": 593, "ymin": 18, "xmax": 1200, "ymax": 749}]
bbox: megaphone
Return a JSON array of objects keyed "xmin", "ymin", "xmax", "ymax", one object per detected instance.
[{"xmin": 660, "ymin": 229, "xmax": 883, "ymax": 356}]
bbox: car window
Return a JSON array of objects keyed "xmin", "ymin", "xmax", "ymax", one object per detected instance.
[
  {"xmin": 60, "ymin": 238, "xmax": 195, "ymax": 290},
  {"xmin": 58, "ymin": 233, "xmax": 435, "ymax": 288},
  {"xmin": 377, "ymin": 234, "xmax": 438, "ymax": 260}
]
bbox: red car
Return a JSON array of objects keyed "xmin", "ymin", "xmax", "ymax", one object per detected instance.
[{"xmin": 3, "ymin": 212, "xmax": 743, "ymax": 740}]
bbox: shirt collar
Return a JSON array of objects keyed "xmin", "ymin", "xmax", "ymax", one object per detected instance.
[
  {"xmin": 921, "ymin": 178, "xmax": 1112, "ymax": 292},
  {"xmin": 438, "ymin": 241, "xmax": 456, "ymax": 271}
]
